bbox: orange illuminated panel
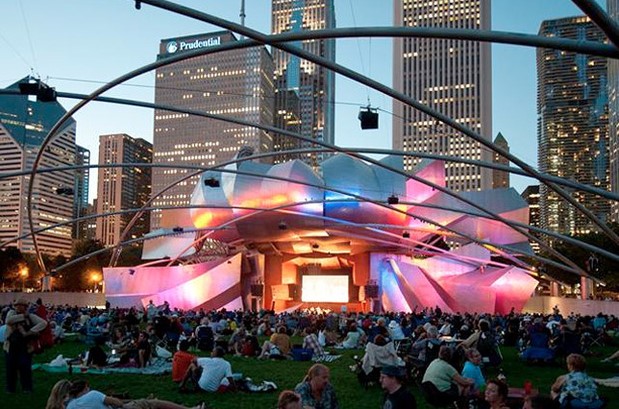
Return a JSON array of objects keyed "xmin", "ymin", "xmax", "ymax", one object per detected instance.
[{"xmin": 301, "ymin": 275, "xmax": 349, "ymax": 303}]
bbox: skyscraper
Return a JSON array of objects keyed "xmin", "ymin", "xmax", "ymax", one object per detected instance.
[
  {"xmin": 96, "ymin": 134, "xmax": 152, "ymax": 247},
  {"xmin": 492, "ymin": 132, "xmax": 510, "ymax": 189},
  {"xmin": 271, "ymin": 0, "xmax": 336, "ymax": 168},
  {"xmin": 521, "ymin": 185, "xmax": 540, "ymax": 254},
  {"xmin": 151, "ymin": 31, "xmax": 275, "ymax": 230},
  {"xmin": 74, "ymin": 145, "xmax": 90, "ymax": 240},
  {"xmin": 608, "ymin": 0, "xmax": 619, "ymax": 223},
  {"xmin": 0, "ymin": 77, "xmax": 76, "ymax": 257},
  {"xmin": 393, "ymin": 0, "xmax": 492, "ymax": 192},
  {"xmin": 537, "ymin": 16, "xmax": 609, "ymax": 237}
]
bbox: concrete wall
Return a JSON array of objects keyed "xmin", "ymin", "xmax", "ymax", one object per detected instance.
[
  {"xmin": 3, "ymin": 292, "xmax": 619, "ymax": 316},
  {"xmin": 524, "ymin": 296, "xmax": 619, "ymax": 316},
  {"xmin": 0, "ymin": 292, "xmax": 106, "ymax": 307}
]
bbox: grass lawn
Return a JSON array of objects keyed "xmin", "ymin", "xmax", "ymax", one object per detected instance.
[{"xmin": 2, "ymin": 337, "xmax": 619, "ymax": 409}]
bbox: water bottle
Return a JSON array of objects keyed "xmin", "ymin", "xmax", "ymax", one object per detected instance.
[{"xmin": 497, "ymin": 368, "xmax": 507, "ymax": 383}]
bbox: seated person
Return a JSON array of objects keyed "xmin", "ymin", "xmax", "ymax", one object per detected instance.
[
  {"xmin": 294, "ymin": 363, "xmax": 339, "ymax": 409},
  {"xmin": 194, "ymin": 318, "xmax": 215, "ymax": 352},
  {"xmin": 136, "ymin": 331, "xmax": 152, "ymax": 368},
  {"xmin": 173, "ymin": 340, "xmax": 196, "ymax": 383},
  {"xmin": 277, "ymin": 390, "xmax": 302, "ymax": 409},
  {"xmin": 521, "ymin": 321, "xmax": 554, "ymax": 362},
  {"xmin": 239, "ymin": 333, "xmax": 260, "ymax": 357},
  {"xmin": 361, "ymin": 334, "xmax": 405, "ymax": 376},
  {"xmin": 228, "ymin": 326, "xmax": 247, "ymax": 355},
  {"xmin": 410, "ymin": 325, "xmax": 441, "ymax": 364},
  {"xmin": 380, "ymin": 366, "xmax": 417, "ymax": 409},
  {"xmin": 484, "ymin": 379, "xmax": 510, "ymax": 409},
  {"xmin": 260, "ymin": 326, "xmax": 292, "ymax": 359},
  {"xmin": 302, "ymin": 326, "xmax": 325, "ymax": 358},
  {"xmin": 117, "ymin": 331, "xmax": 151, "ymax": 368},
  {"xmin": 422, "ymin": 346, "xmax": 473, "ymax": 405},
  {"xmin": 387, "ymin": 320, "xmax": 406, "ymax": 341},
  {"xmin": 180, "ymin": 347, "xmax": 234, "ymax": 392},
  {"xmin": 86, "ymin": 336, "xmax": 108, "ymax": 368},
  {"xmin": 340, "ymin": 323, "xmax": 363, "ymax": 349},
  {"xmin": 551, "ymin": 353, "xmax": 604, "ymax": 409},
  {"xmin": 461, "ymin": 348, "xmax": 485, "ymax": 395},
  {"xmin": 50, "ymin": 321, "xmax": 65, "ymax": 343}
]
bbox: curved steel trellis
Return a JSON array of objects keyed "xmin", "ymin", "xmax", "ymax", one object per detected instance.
[
  {"xmin": 139, "ymin": 0, "xmax": 619, "ymax": 247},
  {"xmin": 19, "ymin": 2, "xmax": 618, "ymax": 276},
  {"xmin": 5, "ymin": 157, "xmax": 619, "ymax": 268},
  {"xmin": 55, "ymin": 198, "xmax": 586, "ymax": 279}
]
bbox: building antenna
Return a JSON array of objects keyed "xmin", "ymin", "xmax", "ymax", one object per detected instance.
[{"xmin": 239, "ymin": 0, "xmax": 246, "ymax": 39}]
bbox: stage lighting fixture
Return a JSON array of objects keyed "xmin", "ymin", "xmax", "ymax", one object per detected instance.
[
  {"xmin": 172, "ymin": 226, "xmax": 184, "ymax": 233},
  {"xmin": 128, "ymin": 269, "xmax": 135, "ymax": 275},
  {"xmin": 37, "ymin": 86, "xmax": 57, "ymax": 102},
  {"xmin": 204, "ymin": 177, "xmax": 220, "ymax": 187},
  {"xmin": 312, "ymin": 243, "xmax": 320, "ymax": 249},
  {"xmin": 18, "ymin": 79, "xmax": 57, "ymax": 102},
  {"xmin": 18, "ymin": 81, "xmax": 39, "ymax": 95},
  {"xmin": 358, "ymin": 106, "xmax": 379, "ymax": 130},
  {"xmin": 402, "ymin": 231, "xmax": 410, "ymax": 239},
  {"xmin": 387, "ymin": 195, "xmax": 399, "ymax": 205},
  {"xmin": 278, "ymin": 221, "xmax": 288, "ymax": 230},
  {"xmin": 55, "ymin": 186, "xmax": 74, "ymax": 195}
]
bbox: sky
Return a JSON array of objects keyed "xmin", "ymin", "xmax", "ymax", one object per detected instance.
[{"xmin": 0, "ymin": 0, "xmax": 600, "ymax": 202}]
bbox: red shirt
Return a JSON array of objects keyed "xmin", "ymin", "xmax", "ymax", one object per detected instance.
[{"xmin": 172, "ymin": 350, "xmax": 195, "ymax": 382}]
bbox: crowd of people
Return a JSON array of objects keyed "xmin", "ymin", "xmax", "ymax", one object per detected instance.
[{"xmin": 1, "ymin": 298, "xmax": 617, "ymax": 408}]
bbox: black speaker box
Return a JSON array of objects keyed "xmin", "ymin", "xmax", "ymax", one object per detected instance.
[
  {"xmin": 365, "ymin": 285, "xmax": 379, "ymax": 298},
  {"xmin": 250, "ymin": 284, "xmax": 264, "ymax": 297},
  {"xmin": 358, "ymin": 110, "xmax": 378, "ymax": 129}
]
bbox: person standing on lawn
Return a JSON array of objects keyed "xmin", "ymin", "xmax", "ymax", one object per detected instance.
[{"xmin": 4, "ymin": 297, "xmax": 47, "ymax": 393}]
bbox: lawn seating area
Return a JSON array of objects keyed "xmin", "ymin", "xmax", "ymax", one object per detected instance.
[{"xmin": 3, "ymin": 335, "xmax": 619, "ymax": 409}]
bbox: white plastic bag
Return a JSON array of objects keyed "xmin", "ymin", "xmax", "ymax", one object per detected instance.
[{"xmin": 156, "ymin": 345, "xmax": 172, "ymax": 358}]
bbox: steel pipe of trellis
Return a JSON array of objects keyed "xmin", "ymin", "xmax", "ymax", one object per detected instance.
[{"xmin": 21, "ymin": 4, "xmax": 619, "ymax": 272}]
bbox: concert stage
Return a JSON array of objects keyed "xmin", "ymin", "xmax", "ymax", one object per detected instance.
[{"xmin": 104, "ymin": 152, "xmax": 537, "ymax": 314}]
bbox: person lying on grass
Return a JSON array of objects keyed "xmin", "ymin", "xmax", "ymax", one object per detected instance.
[{"xmin": 46, "ymin": 379, "xmax": 206, "ymax": 409}]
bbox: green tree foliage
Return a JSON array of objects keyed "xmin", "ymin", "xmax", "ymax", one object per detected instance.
[{"xmin": 541, "ymin": 222, "xmax": 619, "ymax": 290}]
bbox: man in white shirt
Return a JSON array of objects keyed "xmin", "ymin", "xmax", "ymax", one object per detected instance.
[{"xmin": 180, "ymin": 346, "xmax": 234, "ymax": 392}]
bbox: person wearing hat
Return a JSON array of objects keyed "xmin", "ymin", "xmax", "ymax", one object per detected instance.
[
  {"xmin": 380, "ymin": 366, "xmax": 416, "ymax": 409},
  {"xmin": 4, "ymin": 298, "xmax": 47, "ymax": 393}
]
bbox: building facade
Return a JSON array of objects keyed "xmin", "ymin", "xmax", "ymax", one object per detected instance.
[
  {"xmin": 96, "ymin": 134, "xmax": 152, "ymax": 247},
  {"xmin": 537, "ymin": 16, "xmax": 610, "ymax": 237},
  {"xmin": 393, "ymin": 0, "xmax": 492, "ymax": 191},
  {"xmin": 74, "ymin": 145, "xmax": 90, "ymax": 240},
  {"xmin": 608, "ymin": 0, "xmax": 619, "ymax": 223},
  {"xmin": 492, "ymin": 132, "xmax": 509, "ymax": 189},
  {"xmin": 151, "ymin": 31, "xmax": 275, "ymax": 229},
  {"xmin": 521, "ymin": 184, "xmax": 540, "ymax": 254},
  {"xmin": 271, "ymin": 0, "xmax": 336, "ymax": 168},
  {"xmin": 0, "ymin": 77, "xmax": 76, "ymax": 257}
]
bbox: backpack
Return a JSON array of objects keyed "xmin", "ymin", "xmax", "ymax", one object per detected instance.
[{"xmin": 477, "ymin": 331, "xmax": 502, "ymax": 366}]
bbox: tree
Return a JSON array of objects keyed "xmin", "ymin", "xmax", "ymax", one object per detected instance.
[{"xmin": 541, "ymin": 222, "xmax": 619, "ymax": 291}]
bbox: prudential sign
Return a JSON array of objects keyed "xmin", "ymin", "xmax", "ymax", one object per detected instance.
[{"xmin": 166, "ymin": 37, "xmax": 222, "ymax": 54}]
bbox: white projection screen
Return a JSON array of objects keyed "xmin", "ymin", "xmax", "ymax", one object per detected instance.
[{"xmin": 301, "ymin": 275, "xmax": 349, "ymax": 303}]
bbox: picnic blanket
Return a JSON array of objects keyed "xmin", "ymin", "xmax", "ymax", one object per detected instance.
[
  {"xmin": 313, "ymin": 354, "xmax": 341, "ymax": 363},
  {"xmin": 34, "ymin": 357, "xmax": 172, "ymax": 376},
  {"xmin": 595, "ymin": 377, "xmax": 619, "ymax": 388}
]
